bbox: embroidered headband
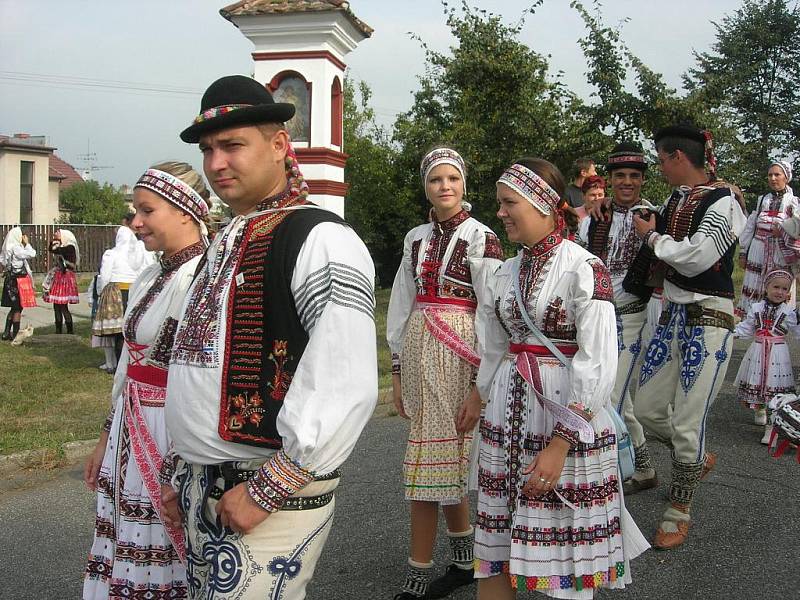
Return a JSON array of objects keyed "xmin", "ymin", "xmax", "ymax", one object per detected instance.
[
  {"xmin": 770, "ymin": 160, "xmax": 793, "ymax": 183},
  {"xmin": 766, "ymin": 269, "xmax": 793, "ymax": 286},
  {"xmin": 420, "ymin": 147, "xmax": 470, "ymax": 211},
  {"xmin": 497, "ymin": 163, "xmax": 561, "ymax": 216},
  {"xmin": 134, "ymin": 169, "xmax": 210, "ymax": 226},
  {"xmin": 420, "ymin": 148, "xmax": 466, "ymax": 185}
]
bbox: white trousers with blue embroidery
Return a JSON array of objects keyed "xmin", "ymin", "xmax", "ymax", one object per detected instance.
[
  {"xmin": 613, "ymin": 308, "xmax": 648, "ymax": 449},
  {"xmin": 176, "ymin": 461, "xmax": 336, "ymax": 600},
  {"xmin": 635, "ymin": 299, "xmax": 733, "ymax": 465}
]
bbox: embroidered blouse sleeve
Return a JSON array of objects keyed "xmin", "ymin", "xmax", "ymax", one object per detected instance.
[
  {"xmin": 781, "ymin": 305, "xmax": 799, "ymax": 339},
  {"xmin": 386, "ymin": 228, "xmax": 419, "ymax": 372},
  {"xmin": 651, "ymin": 192, "xmax": 747, "ymax": 278},
  {"xmin": 476, "ymin": 261, "xmax": 511, "ymax": 403},
  {"xmin": 248, "ymin": 222, "xmax": 378, "ymax": 511},
  {"xmin": 734, "ymin": 305, "xmax": 757, "ymax": 339},
  {"xmin": 469, "ymin": 228, "xmax": 503, "ymax": 367},
  {"xmin": 566, "ymin": 257, "xmax": 618, "ymax": 421}
]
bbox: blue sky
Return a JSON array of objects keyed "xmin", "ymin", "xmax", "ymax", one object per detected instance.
[{"xmin": 0, "ymin": 0, "xmax": 739, "ymax": 186}]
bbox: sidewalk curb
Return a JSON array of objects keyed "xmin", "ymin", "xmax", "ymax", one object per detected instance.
[{"xmin": 0, "ymin": 439, "xmax": 97, "ymax": 477}]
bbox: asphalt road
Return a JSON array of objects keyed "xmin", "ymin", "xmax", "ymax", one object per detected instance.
[{"xmin": 1, "ymin": 339, "xmax": 799, "ymax": 599}]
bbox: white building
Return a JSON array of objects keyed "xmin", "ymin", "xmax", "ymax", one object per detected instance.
[
  {"xmin": 221, "ymin": 0, "xmax": 373, "ymax": 217},
  {"xmin": 0, "ymin": 133, "xmax": 83, "ymax": 224}
]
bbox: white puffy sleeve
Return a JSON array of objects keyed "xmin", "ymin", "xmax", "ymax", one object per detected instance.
[
  {"xmin": 651, "ymin": 191, "xmax": 747, "ymax": 277},
  {"xmin": 734, "ymin": 305, "xmax": 757, "ymax": 340},
  {"xmin": 271, "ymin": 222, "xmax": 377, "ymax": 476},
  {"xmin": 476, "ymin": 260, "xmax": 512, "ymax": 402},
  {"xmin": 16, "ymin": 243, "xmax": 36, "ymax": 261},
  {"xmin": 738, "ymin": 203, "xmax": 760, "ymax": 255},
  {"xmin": 386, "ymin": 228, "xmax": 419, "ymax": 371},
  {"xmin": 97, "ymin": 249, "xmax": 115, "ymax": 293},
  {"xmin": 577, "ymin": 216, "xmax": 591, "ymax": 247},
  {"xmin": 468, "ymin": 227, "xmax": 503, "ymax": 365},
  {"xmin": 567, "ymin": 257, "xmax": 618, "ymax": 415}
]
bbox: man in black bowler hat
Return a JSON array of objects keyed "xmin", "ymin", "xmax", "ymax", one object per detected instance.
[
  {"xmin": 162, "ymin": 75, "xmax": 378, "ymax": 599},
  {"xmin": 631, "ymin": 124, "xmax": 746, "ymax": 550}
]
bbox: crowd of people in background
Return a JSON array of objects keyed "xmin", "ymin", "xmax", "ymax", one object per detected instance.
[{"xmin": 2, "ymin": 73, "xmax": 800, "ymax": 600}]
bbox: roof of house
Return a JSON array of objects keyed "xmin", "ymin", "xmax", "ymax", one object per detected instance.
[
  {"xmin": 49, "ymin": 154, "xmax": 84, "ymax": 190},
  {"xmin": 0, "ymin": 135, "xmax": 56, "ymax": 153},
  {"xmin": 220, "ymin": 0, "xmax": 373, "ymax": 36}
]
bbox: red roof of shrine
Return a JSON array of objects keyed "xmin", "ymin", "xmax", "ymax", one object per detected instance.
[{"xmin": 220, "ymin": 0, "xmax": 373, "ymax": 36}]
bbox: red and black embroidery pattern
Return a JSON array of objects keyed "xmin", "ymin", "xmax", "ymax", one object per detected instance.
[
  {"xmin": 219, "ymin": 208, "xmax": 296, "ymax": 445},
  {"xmin": 443, "ymin": 238, "xmax": 471, "ymax": 282},
  {"xmin": 542, "ymin": 296, "xmax": 577, "ymax": 341},
  {"xmin": 589, "ymin": 259, "xmax": 614, "ymax": 302},
  {"xmin": 484, "ymin": 232, "xmax": 504, "ymax": 260}
]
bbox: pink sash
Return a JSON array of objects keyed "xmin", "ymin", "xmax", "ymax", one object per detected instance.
[
  {"xmin": 123, "ymin": 359, "xmax": 186, "ymax": 563},
  {"xmin": 509, "ymin": 343, "xmax": 595, "ymax": 445},
  {"xmin": 417, "ymin": 297, "xmax": 480, "ymax": 368},
  {"xmin": 756, "ymin": 331, "xmax": 785, "ymax": 398}
]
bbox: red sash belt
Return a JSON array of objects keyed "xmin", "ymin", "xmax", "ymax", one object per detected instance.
[
  {"xmin": 509, "ymin": 342, "xmax": 578, "ymax": 357},
  {"xmin": 126, "ymin": 364, "xmax": 168, "ymax": 388},
  {"xmin": 416, "ymin": 294, "xmax": 477, "ymax": 310}
]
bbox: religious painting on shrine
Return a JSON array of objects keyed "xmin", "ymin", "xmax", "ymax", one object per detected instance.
[{"xmin": 271, "ymin": 72, "xmax": 311, "ymax": 143}]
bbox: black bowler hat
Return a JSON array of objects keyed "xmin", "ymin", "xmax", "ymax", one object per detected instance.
[
  {"xmin": 653, "ymin": 124, "xmax": 706, "ymax": 146},
  {"xmin": 180, "ymin": 75, "xmax": 295, "ymax": 143},
  {"xmin": 606, "ymin": 141, "xmax": 647, "ymax": 172}
]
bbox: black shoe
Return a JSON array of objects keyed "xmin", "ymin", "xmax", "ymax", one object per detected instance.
[
  {"xmin": 394, "ymin": 593, "xmax": 426, "ymax": 600},
  {"xmin": 426, "ymin": 565, "xmax": 474, "ymax": 599}
]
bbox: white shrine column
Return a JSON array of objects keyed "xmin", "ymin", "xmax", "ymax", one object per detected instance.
[{"xmin": 222, "ymin": 1, "xmax": 373, "ymax": 217}]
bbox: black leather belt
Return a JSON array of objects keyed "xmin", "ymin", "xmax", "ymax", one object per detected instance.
[
  {"xmin": 209, "ymin": 463, "xmax": 340, "ymax": 511},
  {"xmin": 616, "ymin": 299, "xmax": 647, "ymax": 315},
  {"xmin": 659, "ymin": 303, "xmax": 734, "ymax": 331}
]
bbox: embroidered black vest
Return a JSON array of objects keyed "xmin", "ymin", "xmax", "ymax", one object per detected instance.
[
  {"xmin": 661, "ymin": 185, "xmax": 737, "ymax": 299},
  {"xmin": 587, "ymin": 206, "xmax": 660, "ymax": 302},
  {"xmin": 219, "ymin": 207, "xmax": 347, "ymax": 448}
]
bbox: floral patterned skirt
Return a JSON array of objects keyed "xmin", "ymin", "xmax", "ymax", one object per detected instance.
[{"xmin": 400, "ymin": 309, "xmax": 477, "ymax": 504}]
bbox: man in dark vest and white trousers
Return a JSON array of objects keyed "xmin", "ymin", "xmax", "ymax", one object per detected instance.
[
  {"xmin": 632, "ymin": 125, "xmax": 746, "ymax": 549},
  {"xmin": 578, "ymin": 142, "xmax": 659, "ymax": 495},
  {"xmin": 162, "ymin": 75, "xmax": 378, "ymax": 599}
]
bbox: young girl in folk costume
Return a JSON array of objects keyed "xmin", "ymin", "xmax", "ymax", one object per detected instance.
[
  {"xmin": 82, "ymin": 162, "xmax": 211, "ymax": 600},
  {"xmin": 474, "ymin": 158, "xmax": 647, "ymax": 599},
  {"xmin": 92, "ymin": 224, "xmax": 151, "ymax": 372},
  {"xmin": 388, "ymin": 147, "xmax": 504, "ymax": 599},
  {"xmin": 43, "ymin": 228, "xmax": 80, "ymax": 333},
  {"xmin": 0, "ymin": 227, "xmax": 37, "ymax": 341},
  {"xmin": 737, "ymin": 160, "xmax": 800, "ymax": 318},
  {"xmin": 733, "ymin": 269, "xmax": 798, "ymax": 444}
]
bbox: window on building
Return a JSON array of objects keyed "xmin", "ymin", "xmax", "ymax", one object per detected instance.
[
  {"xmin": 20, "ymin": 161, "xmax": 33, "ymax": 223},
  {"xmin": 331, "ymin": 77, "xmax": 343, "ymax": 147},
  {"xmin": 270, "ymin": 72, "xmax": 311, "ymax": 143}
]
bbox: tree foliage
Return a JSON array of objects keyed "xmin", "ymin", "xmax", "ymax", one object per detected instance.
[
  {"xmin": 59, "ymin": 180, "xmax": 129, "ymax": 225},
  {"xmin": 341, "ymin": 0, "xmax": 800, "ymax": 278},
  {"xmin": 684, "ymin": 0, "xmax": 800, "ymax": 195},
  {"xmin": 393, "ymin": 0, "xmax": 581, "ymax": 239},
  {"xmin": 343, "ymin": 78, "xmax": 417, "ymax": 286}
]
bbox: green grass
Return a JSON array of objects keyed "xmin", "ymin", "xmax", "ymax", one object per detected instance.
[
  {"xmin": 375, "ymin": 287, "xmax": 392, "ymax": 390},
  {"xmin": 0, "ymin": 320, "xmax": 111, "ymax": 455}
]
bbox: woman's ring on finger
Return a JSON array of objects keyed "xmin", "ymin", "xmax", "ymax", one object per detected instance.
[{"xmin": 538, "ymin": 476, "xmax": 547, "ymax": 482}]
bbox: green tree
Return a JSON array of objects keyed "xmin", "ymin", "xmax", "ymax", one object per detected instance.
[
  {"xmin": 59, "ymin": 180, "xmax": 129, "ymax": 224},
  {"xmin": 570, "ymin": 0, "xmax": 718, "ymax": 203},
  {"xmin": 343, "ymin": 78, "xmax": 417, "ymax": 286},
  {"xmin": 393, "ymin": 0, "xmax": 582, "ymax": 239},
  {"xmin": 684, "ymin": 0, "xmax": 800, "ymax": 197}
]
